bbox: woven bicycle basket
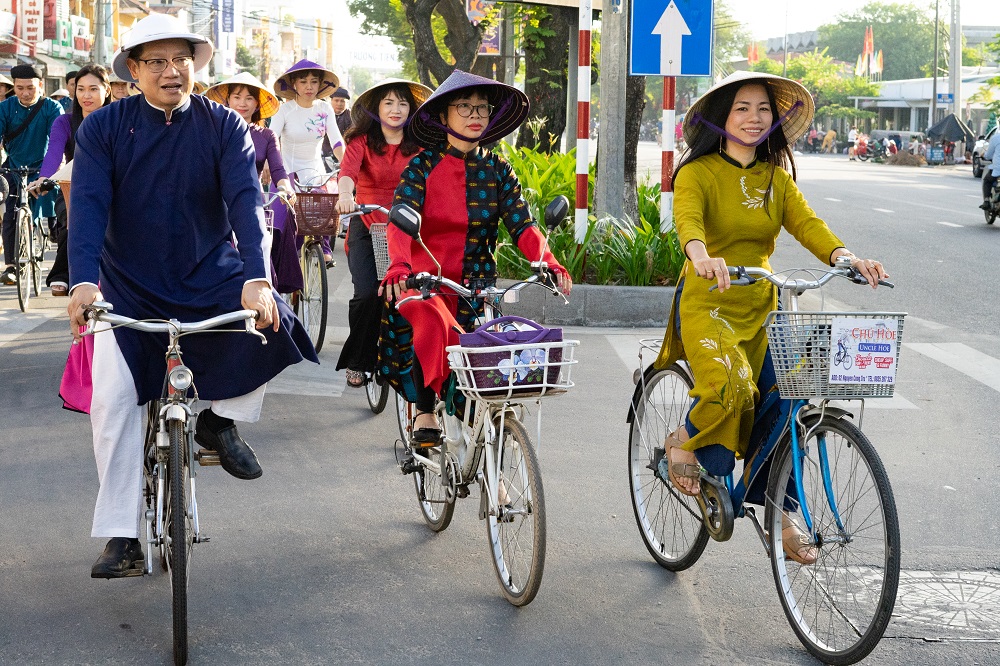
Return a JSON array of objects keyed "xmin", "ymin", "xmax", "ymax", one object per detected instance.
[
  {"xmin": 370, "ymin": 222, "xmax": 389, "ymax": 279},
  {"xmin": 764, "ymin": 311, "xmax": 906, "ymax": 400},
  {"xmin": 294, "ymin": 192, "xmax": 340, "ymax": 236}
]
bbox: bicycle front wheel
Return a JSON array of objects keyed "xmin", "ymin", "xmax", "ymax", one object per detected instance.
[
  {"xmin": 765, "ymin": 415, "xmax": 900, "ymax": 665},
  {"xmin": 366, "ymin": 373, "xmax": 389, "ymax": 414},
  {"xmin": 487, "ymin": 417, "xmax": 545, "ymax": 606},
  {"xmin": 166, "ymin": 419, "xmax": 192, "ymax": 666},
  {"xmin": 15, "ymin": 207, "xmax": 31, "ymax": 311},
  {"xmin": 628, "ymin": 362, "xmax": 708, "ymax": 570},
  {"xmin": 30, "ymin": 216, "xmax": 42, "ymax": 296},
  {"xmin": 300, "ymin": 242, "xmax": 328, "ymax": 353},
  {"xmin": 413, "ymin": 444, "xmax": 455, "ymax": 532}
]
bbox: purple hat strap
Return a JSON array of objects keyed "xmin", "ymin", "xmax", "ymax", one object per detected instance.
[
  {"xmin": 419, "ymin": 94, "xmax": 515, "ymax": 144},
  {"xmin": 690, "ymin": 99, "xmax": 803, "ymax": 147}
]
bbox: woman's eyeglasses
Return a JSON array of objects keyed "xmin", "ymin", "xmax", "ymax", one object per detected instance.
[
  {"xmin": 137, "ymin": 56, "xmax": 195, "ymax": 73},
  {"xmin": 449, "ymin": 102, "xmax": 493, "ymax": 118}
]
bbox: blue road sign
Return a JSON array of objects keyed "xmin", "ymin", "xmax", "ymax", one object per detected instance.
[{"xmin": 630, "ymin": 0, "xmax": 713, "ymax": 77}]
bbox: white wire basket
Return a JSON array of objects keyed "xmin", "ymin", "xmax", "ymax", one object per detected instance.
[
  {"xmin": 370, "ymin": 222, "xmax": 389, "ymax": 280},
  {"xmin": 446, "ymin": 339, "xmax": 579, "ymax": 403},
  {"xmin": 764, "ymin": 311, "xmax": 906, "ymax": 400}
]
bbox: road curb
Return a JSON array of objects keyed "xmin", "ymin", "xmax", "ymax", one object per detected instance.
[{"xmin": 498, "ymin": 280, "xmax": 675, "ymax": 327}]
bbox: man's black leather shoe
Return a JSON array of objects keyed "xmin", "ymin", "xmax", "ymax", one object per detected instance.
[
  {"xmin": 91, "ymin": 537, "xmax": 144, "ymax": 578},
  {"xmin": 195, "ymin": 413, "xmax": 263, "ymax": 480}
]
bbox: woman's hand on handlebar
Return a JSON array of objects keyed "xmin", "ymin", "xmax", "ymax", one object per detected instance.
[
  {"xmin": 549, "ymin": 265, "xmax": 573, "ymax": 296},
  {"xmin": 335, "ymin": 191, "xmax": 357, "ymax": 215},
  {"xmin": 276, "ymin": 181, "xmax": 296, "ymax": 207},
  {"xmin": 832, "ymin": 249, "xmax": 889, "ymax": 290},
  {"xmin": 692, "ymin": 256, "xmax": 731, "ymax": 292},
  {"xmin": 379, "ymin": 263, "xmax": 413, "ymax": 302}
]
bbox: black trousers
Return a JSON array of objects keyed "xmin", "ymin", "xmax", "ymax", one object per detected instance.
[
  {"xmin": 1, "ymin": 171, "xmax": 21, "ymax": 266},
  {"xmin": 47, "ymin": 191, "xmax": 69, "ymax": 286},
  {"xmin": 984, "ymin": 171, "xmax": 997, "ymax": 201},
  {"xmin": 336, "ymin": 217, "xmax": 383, "ymax": 373}
]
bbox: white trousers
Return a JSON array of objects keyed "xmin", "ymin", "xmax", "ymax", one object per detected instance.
[{"xmin": 89, "ymin": 322, "xmax": 266, "ymax": 538}]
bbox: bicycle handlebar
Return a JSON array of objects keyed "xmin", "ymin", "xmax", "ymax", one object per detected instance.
[
  {"xmin": 709, "ymin": 261, "xmax": 894, "ymax": 293},
  {"xmin": 339, "ymin": 203, "xmax": 389, "ymax": 221},
  {"xmin": 83, "ymin": 302, "xmax": 266, "ymax": 343},
  {"xmin": 261, "ymin": 190, "xmax": 291, "ymax": 208},
  {"xmin": 396, "ymin": 271, "xmax": 554, "ymax": 307},
  {"xmin": 292, "ymin": 169, "xmax": 339, "ymax": 192}
]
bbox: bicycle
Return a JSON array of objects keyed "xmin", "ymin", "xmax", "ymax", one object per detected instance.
[
  {"xmin": 339, "ymin": 203, "xmax": 391, "ymax": 414},
  {"xmin": 83, "ymin": 301, "xmax": 265, "ymax": 666},
  {"xmin": 628, "ymin": 258, "xmax": 903, "ymax": 664},
  {"xmin": 0, "ymin": 166, "xmax": 46, "ymax": 311},
  {"xmin": 833, "ymin": 334, "xmax": 853, "ymax": 369},
  {"xmin": 289, "ymin": 170, "xmax": 339, "ymax": 352},
  {"xmin": 388, "ymin": 197, "xmax": 577, "ymax": 606}
]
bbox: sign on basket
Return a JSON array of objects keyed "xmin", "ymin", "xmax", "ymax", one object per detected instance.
[{"xmin": 827, "ymin": 316, "xmax": 899, "ymax": 385}]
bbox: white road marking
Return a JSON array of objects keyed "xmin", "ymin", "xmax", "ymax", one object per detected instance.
[
  {"xmin": 824, "ymin": 197, "xmax": 842, "ymax": 202},
  {"xmin": 937, "ymin": 221, "xmax": 963, "ymax": 228},
  {"xmin": 904, "ymin": 343, "xmax": 1000, "ymax": 393},
  {"xmin": 873, "ymin": 208, "xmax": 894, "ymax": 213},
  {"xmin": 0, "ymin": 308, "xmax": 60, "ymax": 349},
  {"xmin": 966, "ymin": 194, "xmax": 983, "ymax": 198}
]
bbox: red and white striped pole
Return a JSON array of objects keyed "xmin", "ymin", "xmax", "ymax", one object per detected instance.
[
  {"xmin": 661, "ymin": 76, "xmax": 676, "ymax": 232},
  {"xmin": 575, "ymin": 0, "xmax": 592, "ymax": 243}
]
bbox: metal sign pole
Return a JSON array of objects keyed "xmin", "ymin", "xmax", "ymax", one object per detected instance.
[
  {"xmin": 661, "ymin": 76, "xmax": 675, "ymax": 232},
  {"xmin": 575, "ymin": 0, "xmax": 592, "ymax": 243}
]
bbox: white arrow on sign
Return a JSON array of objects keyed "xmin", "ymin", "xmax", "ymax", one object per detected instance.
[{"xmin": 652, "ymin": 1, "xmax": 691, "ymax": 76}]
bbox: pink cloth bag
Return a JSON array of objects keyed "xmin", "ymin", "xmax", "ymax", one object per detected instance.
[{"xmin": 59, "ymin": 326, "xmax": 94, "ymax": 414}]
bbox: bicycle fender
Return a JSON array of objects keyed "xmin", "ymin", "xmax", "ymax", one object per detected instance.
[
  {"xmin": 796, "ymin": 404, "xmax": 855, "ymax": 425},
  {"xmin": 626, "ymin": 361, "xmax": 693, "ymax": 424}
]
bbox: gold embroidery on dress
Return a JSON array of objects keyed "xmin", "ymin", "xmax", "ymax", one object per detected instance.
[{"xmin": 739, "ymin": 175, "xmax": 769, "ymax": 210}]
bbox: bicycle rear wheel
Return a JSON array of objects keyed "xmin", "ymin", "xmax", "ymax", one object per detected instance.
[
  {"xmin": 15, "ymin": 207, "xmax": 31, "ymax": 311},
  {"xmin": 765, "ymin": 415, "xmax": 900, "ymax": 665},
  {"xmin": 165, "ymin": 419, "xmax": 192, "ymax": 666},
  {"xmin": 366, "ymin": 372, "xmax": 389, "ymax": 414},
  {"xmin": 628, "ymin": 362, "xmax": 708, "ymax": 570},
  {"xmin": 486, "ymin": 416, "xmax": 545, "ymax": 606},
  {"xmin": 300, "ymin": 242, "xmax": 328, "ymax": 353}
]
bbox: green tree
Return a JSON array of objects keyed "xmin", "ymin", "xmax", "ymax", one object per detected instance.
[
  {"xmin": 347, "ymin": 0, "xmax": 488, "ymax": 86},
  {"xmin": 817, "ymin": 2, "xmax": 934, "ymax": 81},
  {"xmin": 516, "ymin": 4, "xmax": 574, "ymax": 153},
  {"xmin": 235, "ymin": 39, "xmax": 258, "ymax": 74}
]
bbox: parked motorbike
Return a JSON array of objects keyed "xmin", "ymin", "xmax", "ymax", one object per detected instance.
[{"xmin": 856, "ymin": 137, "xmax": 887, "ymax": 162}]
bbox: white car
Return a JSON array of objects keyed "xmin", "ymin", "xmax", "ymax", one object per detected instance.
[{"xmin": 973, "ymin": 126, "xmax": 997, "ymax": 178}]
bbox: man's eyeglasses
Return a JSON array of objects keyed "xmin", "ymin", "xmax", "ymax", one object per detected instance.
[
  {"xmin": 449, "ymin": 102, "xmax": 493, "ymax": 118},
  {"xmin": 137, "ymin": 56, "xmax": 195, "ymax": 73}
]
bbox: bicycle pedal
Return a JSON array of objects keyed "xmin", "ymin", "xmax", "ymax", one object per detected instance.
[
  {"xmin": 399, "ymin": 455, "xmax": 420, "ymax": 475},
  {"xmin": 455, "ymin": 484, "xmax": 470, "ymax": 499},
  {"xmin": 649, "ymin": 447, "xmax": 666, "ymax": 479},
  {"xmin": 195, "ymin": 449, "xmax": 221, "ymax": 466}
]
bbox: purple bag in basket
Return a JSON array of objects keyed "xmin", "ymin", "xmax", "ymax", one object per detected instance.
[{"xmin": 458, "ymin": 316, "xmax": 563, "ymax": 396}]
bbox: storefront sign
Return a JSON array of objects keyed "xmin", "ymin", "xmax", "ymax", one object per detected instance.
[
  {"xmin": 70, "ymin": 14, "xmax": 91, "ymax": 59},
  {"xmin": 21, "ymin": 0, "xmax": 44, "ymax": 45},
  {"xmin": 222, "ymin": 0, "xmax": 234, "ymax": 33}
]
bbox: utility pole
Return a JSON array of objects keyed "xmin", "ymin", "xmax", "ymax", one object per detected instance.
[
  {"xmin": 594, "ymin": 0, "xmax": 627, "ymax": 222},
  {"xmin": 93, "ymin": 0, "xmax": 106, "ymax": 65},
  {"xmin": 950, "ymin": 0, "xmax": 962, "ymax": 120},
  {"xmin": 931, "ymin": 0, "xmax": 939, "ymax": 125}
]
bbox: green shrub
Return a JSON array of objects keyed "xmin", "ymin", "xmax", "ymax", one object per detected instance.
[{"xmin": 494, "ymin": 142, "xmax": 684, "ymax": 286}]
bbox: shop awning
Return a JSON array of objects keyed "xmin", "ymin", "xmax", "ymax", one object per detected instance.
[{"xmin": 35, "ymin": 53, "xmax": 69, "ymax": 78}]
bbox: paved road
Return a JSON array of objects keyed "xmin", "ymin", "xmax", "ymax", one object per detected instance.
[{"xmin": 1, "ymin": 156, "xmax": 999, "ymax": 664}]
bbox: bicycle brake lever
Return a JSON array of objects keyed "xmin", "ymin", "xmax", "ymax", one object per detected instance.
[{"xmin": 245, "ymin": 318, "xmax": 268, "ymax": 345}]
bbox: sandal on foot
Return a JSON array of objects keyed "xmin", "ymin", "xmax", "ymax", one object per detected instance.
[
  {"xmin": 411, "ymin": 411, "xmax": 441, "ymax": 447},
  {"xmin": 664, "ymin": 436, "xmax": 701, "ymax": 496},
  {"xmin": 345, "ymin": 369, "xmax": 365, "ymax": 388},
  {"xmin": 782, "ymin": 515, "xmax": 819, "ymax": 565}
]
